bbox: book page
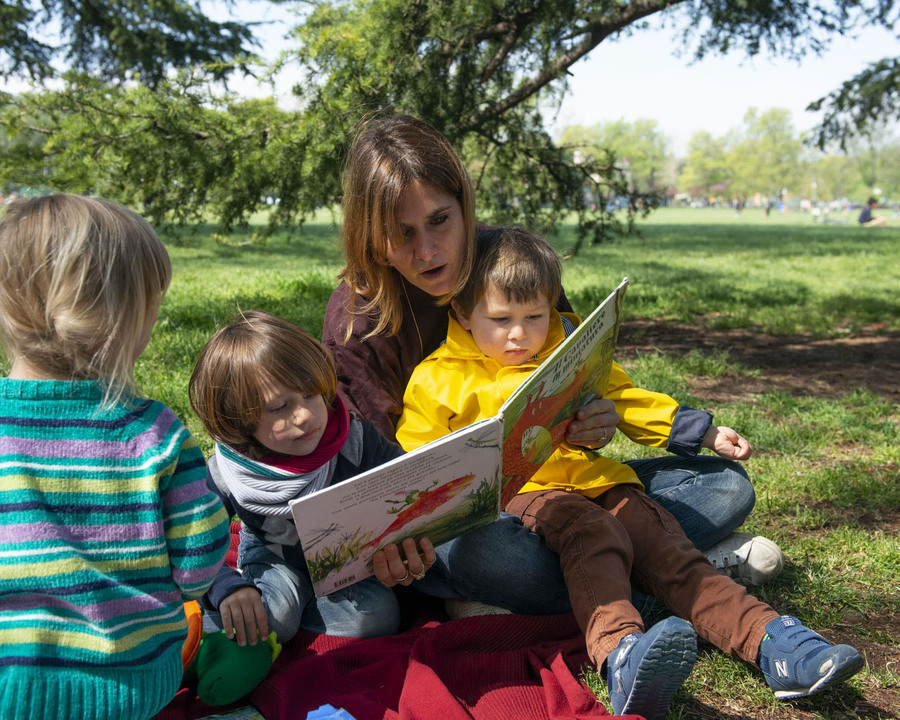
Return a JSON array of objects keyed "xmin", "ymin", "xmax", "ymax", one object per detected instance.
[
  {"xmin": 290, "ymin": 418, "xmax": 502, "ymax": 597},
  {"xmin": 498, "ymin": 278, "xmax": 628, "ymax": 505}
]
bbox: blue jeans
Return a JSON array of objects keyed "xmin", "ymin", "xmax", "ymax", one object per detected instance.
[
  {"xmin": 417, "ymin": 455, "xmax": 755, "ymax": 615},
  {"xmin": 205, "ymin": 530, "xmax": 401, "ymax": 643}
]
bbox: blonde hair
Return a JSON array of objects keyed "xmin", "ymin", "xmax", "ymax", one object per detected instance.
[
  {"xmin": 0, "ymin": 194, "xmax": 171, "ymax": 405},
  {"xmin": 339, "ymin": 115, "xmax": 476, "ymax": 340},
  {"xmin": 189, "ymin": 311, "xmax": 337, "ymax": 459},
  {"xmin": 454, "ymin": 227, "xmax": 562, "ymax": 319}
]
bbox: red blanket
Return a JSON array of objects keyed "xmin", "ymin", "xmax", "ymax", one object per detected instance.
[{"xmin": 158, "ymin": 525, "xmax": 639, "ymax": 720}]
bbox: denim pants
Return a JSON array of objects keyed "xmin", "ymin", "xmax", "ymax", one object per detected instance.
[
  {"xmin": 205, "ymin": 530, "xmax": 401, "ymax": 643},
  {"xmin": 505, "ymin": 485, "xmax": 777, "ymax": 666},
  {"xmin": 417, "ymin": 455, "xmax": 756, "ymax": 615}
]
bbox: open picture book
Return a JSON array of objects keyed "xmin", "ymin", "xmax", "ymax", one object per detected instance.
[{"xmin": 290, "ymin": 278, "xmax": 629, "ymax": 596}]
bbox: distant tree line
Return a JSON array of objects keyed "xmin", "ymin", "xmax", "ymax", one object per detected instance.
[{"xmin": 563, "ymin": 111, "xmax": 900, "ymax": 206}]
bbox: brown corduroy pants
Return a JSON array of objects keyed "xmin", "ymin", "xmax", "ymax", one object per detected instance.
[{"xmin": 505, "ymin": 485, "xmax": 779, "ymax": 666}]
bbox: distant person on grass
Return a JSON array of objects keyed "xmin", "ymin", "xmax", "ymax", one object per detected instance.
[
  {"xmin": 322, "ymin": 114, "xmax": 784, "ymax": 614},
  {"xmin": 858, "ymin": 197, "xmax": 888, "ymax": 226},
  {"xmin": 0, "ymin": 195, "xmax": 230, "ymax": 720},
  {"xmin": 396, "ymin": 225, "xmax": 864, "ymax": 720},
  {"xmin": 189, "ymin": 311, "xmax": 436, "ymax": 648}
]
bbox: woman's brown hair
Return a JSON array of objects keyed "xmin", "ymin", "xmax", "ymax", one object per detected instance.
[{"xmin": 338, "ymin": 115, "xmax": 476, "ymax": 341}]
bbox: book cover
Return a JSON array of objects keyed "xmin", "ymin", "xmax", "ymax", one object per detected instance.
[
  {"xmin": 290, "ymin": 278, "xmax": 628, "ymax": 596},
  {"xmin": 291, "ymin": 419, "xmax": 502, "ymax": 596},
  {"xmin": 499, "ymin": 277, "xmax": 628, "ymax": 505}
]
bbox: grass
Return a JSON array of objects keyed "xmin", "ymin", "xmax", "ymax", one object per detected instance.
[
  {"xmin": 140, "ymin": 206, "xmax": 899, "ymax": 718},
  {"xmin": 554, "ymin": 207, "xmax": 900, "ymax": 337}
]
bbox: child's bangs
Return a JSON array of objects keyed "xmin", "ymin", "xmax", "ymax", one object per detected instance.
[
  {"xmin": 495, "ymin": 244, "xmax": 561, "ymax": 308},
  {"xmin": 263, "ymin": 333, "xmax": 337, "ymax": 402},
  {"xmin": 489, "ymin": 263, "xmax": 542, "ymax": 304}
]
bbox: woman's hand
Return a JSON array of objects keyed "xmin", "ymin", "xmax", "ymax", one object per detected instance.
[
  {"xmin": 372, "ymin": 537, "xmax": 437, "ymax": 588},
  {"xmin": 566, "ymin": 397, "xmax": 619, "ymax": 450},
  {"xmin": 219, "ymin": 586, "xmax": 269, "ymax": 646},
  {"xmin": 703, "ymin": 425, "xmax": 753, "ymax": 461}
]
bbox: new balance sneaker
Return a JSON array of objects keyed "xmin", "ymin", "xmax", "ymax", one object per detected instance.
[
  {"xmin": 704, "ymin": 532, "xmax": 785, "ymax": 586},
  {"xmin": 606, "ymin": 616, "xmax": 698, "ymax": 720},
  {"xmin": 759, "ymin": 615, "xmax": 864, "ymax": 699}
]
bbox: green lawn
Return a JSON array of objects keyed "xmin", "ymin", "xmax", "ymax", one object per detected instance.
[{"xmin": 140, "ymin": 206, "xmax": 899, "ymax": 719}]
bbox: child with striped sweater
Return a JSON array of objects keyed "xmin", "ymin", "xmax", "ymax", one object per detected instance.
[{"xmin": 0, "ymin": 194, "xmax": 230, "ymax": 720}]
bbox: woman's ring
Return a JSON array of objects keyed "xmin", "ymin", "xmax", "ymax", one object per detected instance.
[
  {"xmin": 413, "ymin": 569, "xmax": 427, "ymax": 580},
  {"xmin": 393, "ymin": 568, "xmax": 410, "ymax": 583}
]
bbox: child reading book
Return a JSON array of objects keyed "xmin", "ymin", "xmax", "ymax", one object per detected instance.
[
  {"xmin": 0, "ymin": 194, "xmax": 231, "ymax": 720},
  {"xmin": 188, "ymin": 311, "xmax": 436, "ymax": 647},
  {"xmin": 396, "ymin": 226, "xmax": 864, "ymax": 720}
]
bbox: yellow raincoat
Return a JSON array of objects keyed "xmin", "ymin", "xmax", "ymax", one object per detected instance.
[{"xmin": 396, "ymin": 309, "xmax": 684, "ymax": 499}]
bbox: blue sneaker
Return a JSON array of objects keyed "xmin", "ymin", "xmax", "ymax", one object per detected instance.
[
  {"xmin": 759, "ymin": 615, "xmax": 864, "ymax": 699},
  {"xmin": 606, "ymin": 617, "xmax": 698, "ymax": 720}
]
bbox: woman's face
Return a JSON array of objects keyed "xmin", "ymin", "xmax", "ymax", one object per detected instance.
[{"xmin": 387, "ymin": 181, "xmax": 467, "ymax": 297}]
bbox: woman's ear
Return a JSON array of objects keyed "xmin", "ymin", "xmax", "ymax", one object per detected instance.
[{"xmin": 451, "ymin": 300, "xmax": 471, "ymax": 331}]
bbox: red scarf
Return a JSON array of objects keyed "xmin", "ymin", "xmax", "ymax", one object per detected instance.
[{"xmin": 260, "ymin": 395, "xmax": 350, "ymax": 473}]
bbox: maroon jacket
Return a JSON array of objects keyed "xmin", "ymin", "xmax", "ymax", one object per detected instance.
[{"xmin": 322, "ymin": 273, "xmax": 573, "ymax": 442}]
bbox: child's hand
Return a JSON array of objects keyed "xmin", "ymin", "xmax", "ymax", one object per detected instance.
[
  {"xmin": 567, "ymin": 398, "xmax": 619, "ymax": 450},
  {"xmin": 702, "ymin": 425, "xmax": 753, "ymax": 461},
  {"xmin": 219, "ymin": 587, "xmax": 269, "ymax": 647},
  {"xmin": 372, "ymin": 537, "xmax": 437, "ymax": 588}
]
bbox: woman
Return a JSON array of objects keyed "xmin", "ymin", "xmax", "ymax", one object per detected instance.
[{"xmin": 322, "ymin": 115, "xmax": 782, "ymax": 613}]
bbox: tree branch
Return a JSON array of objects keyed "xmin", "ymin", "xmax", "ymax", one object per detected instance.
[
  {"xmin": 479, "ymin": 17, "xmax": 529, "ymax": 83},
  {"xmin": 462, "ymin": 0, "xmax": 686, "ymax": 132}
]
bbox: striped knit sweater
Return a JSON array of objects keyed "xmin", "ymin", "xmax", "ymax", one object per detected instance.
[{"xmin": 0, "ymin": 378, "xmax": 230, "ymax": 720}]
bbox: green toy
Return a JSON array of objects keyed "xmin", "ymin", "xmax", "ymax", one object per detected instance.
[{"xmin": 186, "ymin": 630, "xmax": 282, "ymax": 706}]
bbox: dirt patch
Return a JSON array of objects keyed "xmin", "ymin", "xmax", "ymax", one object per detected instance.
[
  {"xmin": 829, "ymin": 612, "xmax": 900, "ymax": 670},
  {"xmin": 618, "ymin": 320, "xmax": 900, "ymax": 403},
  {"xmin": 618, "ymin": 320, "xmax": 900, "ymax": 718},
  {"xmin": 826, "ymin": 613, "xmax": 900, "ymax": 720},
  {"xmin": 801, "ymin": 500, "xmax": 900, "ymax": 535}
]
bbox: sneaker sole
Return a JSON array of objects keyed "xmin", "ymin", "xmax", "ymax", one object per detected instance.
[
  {"xmin": 773, "ymin": 645, "xmax": 865, "ymax": 700},
  {"xmin": 621, "ymin": 619, "xmax": 699, "ymax": 720}
]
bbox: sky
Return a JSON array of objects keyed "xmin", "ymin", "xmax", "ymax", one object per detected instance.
[{"xmin": 547, "ymin": 21, "xmax": 899, "ymax": 154}]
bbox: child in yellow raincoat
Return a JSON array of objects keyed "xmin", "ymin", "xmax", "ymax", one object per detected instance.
[{"xmin": 396, "ymin": 226, "xmax": 863, "ymax": 720}]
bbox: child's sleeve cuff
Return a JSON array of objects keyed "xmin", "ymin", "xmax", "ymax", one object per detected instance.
[{"xmin": 666, "ymin": 406, "xmax": 713, "ymax": 457}]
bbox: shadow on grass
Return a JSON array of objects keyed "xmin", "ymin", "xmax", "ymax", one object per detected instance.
[
  {"xmin": 160, "ymin": 275, "xmax": 337, "ymax": 336},
  {"xmin": 634, "ymin": 222, "xmax": 899, "ymax": 257},
  {"xmin": 163, "ymin": 218, "xmax": 343, "ymax": 270},
  {"xmin": 570, "ymin": 265, "xmax": 813, "ymax": 311},
  {"xmin": 568, "ymin": 261, "xmax": 899, "ymax": 334}
]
